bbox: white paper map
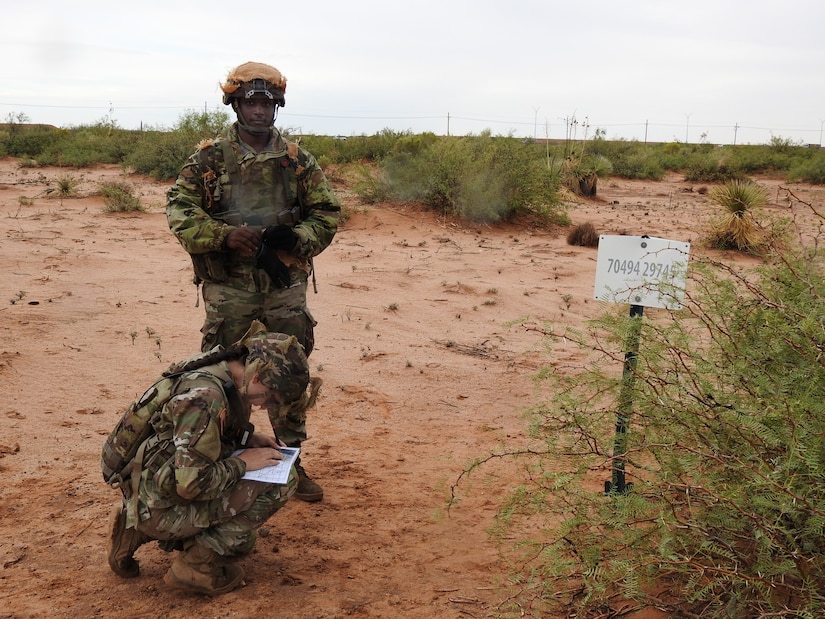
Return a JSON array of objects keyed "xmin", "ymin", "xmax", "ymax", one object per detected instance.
[{"xmin": 234, "ymin": 446, "xmax": 300, "ymax": 485}]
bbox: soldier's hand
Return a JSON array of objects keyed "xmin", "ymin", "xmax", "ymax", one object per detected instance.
[
  {"xmin": 262, "ymin": 224, "xmax": 299, "ymax": 252},
  {"xmin": 236, "ymin": 447, "xmax": 284, "ymax": 471},
  {"xmin": 225, "ymin": 226, "xmax": 262, "ymax": 256}
]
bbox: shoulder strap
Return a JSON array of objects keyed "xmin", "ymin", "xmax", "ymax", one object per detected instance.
[
  {"xmin": 220, "ymin": 138, "xmax": 240, "ymax": 176},
  {"xmin": 196, "ymin": 141, "xmax": 220, "ymax": 211}
]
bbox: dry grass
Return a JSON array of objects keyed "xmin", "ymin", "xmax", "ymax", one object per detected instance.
[{"xmin": 566, "ymin": 221, "xmax": 600, "ymax": 247}]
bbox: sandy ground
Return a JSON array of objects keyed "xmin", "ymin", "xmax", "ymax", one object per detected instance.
[{"xmin": 1, "ymin": 157, "xmax": 821, "ymax": 618}]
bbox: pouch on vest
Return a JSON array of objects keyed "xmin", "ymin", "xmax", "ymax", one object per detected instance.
[{"xmin": 190, "ymin": 252, "xmax": 229, "ymax": 283}]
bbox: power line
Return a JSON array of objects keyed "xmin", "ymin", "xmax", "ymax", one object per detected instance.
[
  {"xmin": 1, "ymin": 101, "xmax": 822, "ymax": 142},
  {"xmin": 0, "ymin": 101, "xmax": 193, "ymax": 110},
  {"xmin": 287, "ymin": 113, "xmax": 444, "ymax": 121}
]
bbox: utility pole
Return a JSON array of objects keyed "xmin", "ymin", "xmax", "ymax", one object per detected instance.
[
  {"xmin": 447, "ymin": 112, "xmax": 450, "ymax": 137},
  {"xmin": 684, "ymin": 112, "xmax": 692, "ymax": 144},
  {"xmin": 733, "ymin": 123, "xmax": 739, "ymax": 146},
  {"xmin": 533, "ymin": 106, "xmax": 540, "ymax": 140}
]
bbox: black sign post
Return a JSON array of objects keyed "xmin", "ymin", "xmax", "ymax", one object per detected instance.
[{"xmin": 604, "ymin": 303, "xmax": 643, "ymax": 495}]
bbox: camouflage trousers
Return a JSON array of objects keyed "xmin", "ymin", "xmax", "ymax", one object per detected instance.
[
  {"xmin": 200, "ymin": 280, "xmax": 316, "ymax": 355},
  {"xmin": 136, "ymin": 469, "xmax": 297, "ymax": 557},
  {"xmin": 200, "ymin": 280, "xmax": 316, "ymax": 446}
]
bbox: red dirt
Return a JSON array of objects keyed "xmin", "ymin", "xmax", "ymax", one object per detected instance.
[{"xmin": 1, "ymin": 159, "xmax": 820, "ymax": 618}]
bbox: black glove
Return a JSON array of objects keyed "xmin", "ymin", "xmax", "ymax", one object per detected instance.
[
  {"xmin": 262, "ymin": 225, "xmax": 299, "ymax": 252},
  {"xmin": 256, "ymin": 245, "xmax": 291, "ymax": 287}
]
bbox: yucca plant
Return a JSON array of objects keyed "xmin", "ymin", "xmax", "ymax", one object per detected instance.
[
  {"xmin": 707, "ymin": 179, "xmax": 768, "ymax": 252},
  {"xmin": 54, "ymin": 173, "xmax": 79, "ymax": 198}
]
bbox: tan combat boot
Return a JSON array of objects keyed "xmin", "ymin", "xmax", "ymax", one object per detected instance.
[
  {"xmin": 108, "ymin": 503, "xmax": 150, "ymax": 578},
  {"xmin": 294, "ymin": 464, "xmax": 324, "ymax": 502},
  {"xmin": 163, "ymin": 541, "xmax": 244, "ymax": 595}
]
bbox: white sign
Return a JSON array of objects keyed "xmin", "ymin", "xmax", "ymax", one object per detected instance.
[{"xmin": 594, "ymin": 235, "xmax": 690, "ymax": 309}]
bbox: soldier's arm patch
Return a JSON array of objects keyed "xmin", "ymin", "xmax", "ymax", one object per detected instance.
[{"xmin": 169, "ymin": 385, "xmax": 225, "ymax": 460}]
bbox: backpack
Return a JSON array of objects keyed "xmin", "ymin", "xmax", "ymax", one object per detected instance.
[
  {"xmin": 101, "ymin": 360, "xmax": 238, "ymax": 487},
  {"xmin": 100, "ymin": 376, "xmax": 178, "ymax": 486}
]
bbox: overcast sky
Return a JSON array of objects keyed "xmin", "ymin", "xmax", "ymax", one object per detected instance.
[{"xmin": 3, "ymin": 0, "xmax": 824, "ymax": 145}]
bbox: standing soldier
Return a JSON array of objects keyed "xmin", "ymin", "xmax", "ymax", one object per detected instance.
[{"xmin": 167, "ymin": 61, "xmax": 340, "ymax": 502}]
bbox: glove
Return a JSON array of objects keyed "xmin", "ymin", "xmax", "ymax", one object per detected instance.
[
  {"xmin": 256, "ymin": 245, "xmax": 291, "ymax": 287},
  {"xmin": 262, "ymin": 225, "xmax": 299, "ymax": 252}
]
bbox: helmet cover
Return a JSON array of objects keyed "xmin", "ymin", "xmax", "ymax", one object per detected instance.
[
  {"xmin": 221, "ymin": 61, "xmax": 287, "ymax": 106},
  {"xmin": 243, "ymin": 332, "xmax": 309, "ymax": 404}
]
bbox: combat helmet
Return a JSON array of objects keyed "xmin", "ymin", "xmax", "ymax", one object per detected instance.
[
  {"xmin": 221, "ymin": 61, "xmax": 287, "ymax": 107},
  {"xmin": 243, "ymin": 332, "xmax": 309, "ymax": 405}
]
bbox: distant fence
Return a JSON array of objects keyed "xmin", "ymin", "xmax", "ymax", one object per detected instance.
[{"xmin": 1, "ymin": 101, "xmax": 822, "ymax": 147}]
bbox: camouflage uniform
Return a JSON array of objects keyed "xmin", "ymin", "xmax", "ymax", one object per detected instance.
[
  {"xmin": 106, "ymin": 329, "xmax": 311, "ymax": 592},
  {"xmin": 166, "ymin": 123, "xmax": 339, "ymax": 447},
  {"xmin": 126, "ymin": 356, "xmax": 296, "ymax": 557}
]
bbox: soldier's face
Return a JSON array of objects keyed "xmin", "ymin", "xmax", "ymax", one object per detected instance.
[
  {"xmin": 239, "ymin": 97, "xmax": 276, "ymax": 129},
  {"xmin": 245, "ymin": 372, "xmax": 284, "ymax": 408}
]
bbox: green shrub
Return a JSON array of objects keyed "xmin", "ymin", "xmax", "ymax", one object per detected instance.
[
  {"xmin": 391, "ymin": 132, "xmax": 440, "ymax": 156},
  {"xmin": 125, "ymin": 109, "xmax": 230, "ymax": 180},
  {"xmin": 351, "ymin": 164, "xmax": 392, "ymax": 204},
  {"xmin": 5, "ymin": 117, "xmax": 825, "ymax": 189},
  {"xmin": 768, "ymin": 134, "xmax": 804, "ymax": 154},
  {"xmin": 34, "ymin": 118, "xmax": 142, "ymax": 167},
  {"xmin": 686, "ymin": 163, "xmax": 745, "ymax": 183},
  {"xmin": 380, "ymin": 132, "xmax": 565, "ymax": 224},
  {"xmin": 725, "ymin": 144, "xmax": 791, "ymax": 175},
  {"xmin": 586, "ymin": 139, "xmax": 665, "ymax": 180},
  {"xmin": 611, "ymin": 153, "xmax": 665, "ymax": 180},
  {"xmin": 126, "ymin": 130, "xmax": 199, "ymax": 180},
  {"xmin": 99, "ymin": 180, "xmax": 143, "ymax": 212},
  {"xmin": 0, "ymin": 113, "xmax": 62, "ymax": 158},
  {"xmin": 301, "ymin": 129, "xmax": 415, "ymax": 164},
  {"xmin": 789, "ymin": 156, "xmax": 825, "ymax": 184},
  {"xmin": 458, "ymin": 204, "xmax": 825, "ymax": 616},
  {"xmin": 296, "ymin": 135, "xmax": 341, "ymax": 164}
]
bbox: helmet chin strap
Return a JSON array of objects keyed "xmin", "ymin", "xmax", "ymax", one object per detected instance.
[{"xmin": 233, "ymin": 101, "xmax": 279, "ymax": 136}]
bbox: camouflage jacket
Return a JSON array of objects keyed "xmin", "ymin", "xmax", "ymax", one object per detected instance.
[
  {"xmin": 166, "ymin": 123, "xmax": 340, "ymax": 293},
  {"xmin": 133, "ymin": 362, "xmax": 252, "ymax": 523}
]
